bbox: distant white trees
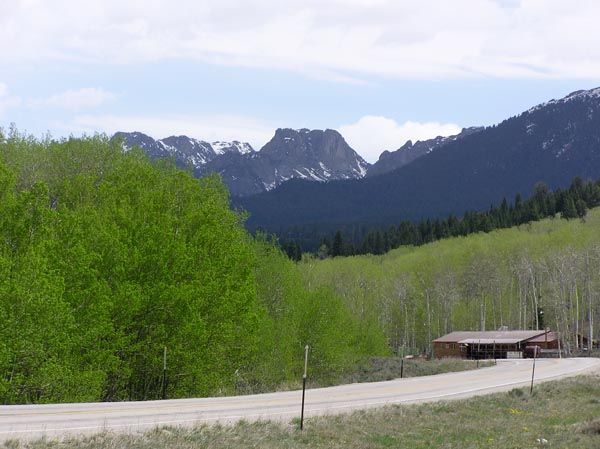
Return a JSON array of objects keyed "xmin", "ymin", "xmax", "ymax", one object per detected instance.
[{"xmin": 303, "ymin": 237, "xmax": 600, "ymax": 355}]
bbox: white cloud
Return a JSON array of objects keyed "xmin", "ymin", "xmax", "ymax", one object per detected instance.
[
  {"xmin": 0, "ymin": 83, "xmax": 22, "ymax": 119},
  {"xmin": 339, "ymin": 116, "xmax": 462, "ymax": 163},
  {"xmin": 2, "ymin": 1, "xmax": 600, "ymax": 81},
  {"xmin": 29, "ymin": 88, "xmax": 115, "ymax": 110},
  {"xmin": 68, "ymin": 113, "xmax": 275, "ymax": 150}
]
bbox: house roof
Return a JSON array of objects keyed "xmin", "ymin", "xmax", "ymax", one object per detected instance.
[
  {"xmin": 433, "ymin": 330, "xmax": 547, "ymax": 343},
  {"xmin": 458, "ymin": 338, "xmax": 527, "ymax": 344},
  {"xmin": 527, "ymin": 331, "xmax": 559, "ymax": 343}
]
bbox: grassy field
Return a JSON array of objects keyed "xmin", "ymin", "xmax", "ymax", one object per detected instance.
[
  {"xmin": 261, "ymin": 358, "xmax": 494, "ymax": 391},
  {"xmin": 9, "ymin": 374, "xmax": 600, "ymax": 449},
  {"xmin": 340, "ymin": 357, "xmax": 494, "ymax": 384}
]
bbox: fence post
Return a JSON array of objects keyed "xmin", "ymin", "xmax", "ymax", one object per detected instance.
[
  {"xmin": 530, "ymin": 346, "xmax": 537, "ymax": 395},
  {"xmin": 162, "ymin": 346, "xmax": 167, "ymax": 400},
  {"xmin": 300, "ymin": 345, "xmax": 309, "ymax": 430}
]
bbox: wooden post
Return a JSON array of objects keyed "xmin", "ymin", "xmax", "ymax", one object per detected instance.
[
  {"xmin": 400, "ymin": 358, "xmax": 404, "ymax": 378},
  {"xmin": 162, "ymin": 346, "xmax": 167, "ymax": 400},
  {"xmin": 300, "ymin": 345, "xmax": 309, "ymax": 430},
  {"xmin": 530, "ymin": 346, "xmax": 537, "ymax": 395}
]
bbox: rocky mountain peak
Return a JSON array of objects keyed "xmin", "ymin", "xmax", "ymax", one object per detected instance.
[
  {"xmin": 114, "ymin": 131, "xmax": 155, "ymax": 151},
  {"xmin": 214, "ymin": 127, "xmax": 369, "ymax": 195},
  {"xmin": 113, "ymin": 128, "xmax": 369, "ymax": 197},
  {"xmin": 367, "ymin": 127, "xmax": 483, "ymax": 177}
]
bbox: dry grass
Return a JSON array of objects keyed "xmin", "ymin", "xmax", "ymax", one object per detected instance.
[
  {"xmin": 341, "ymin": 357, "xmax": 495, "ymax": 384},
  {"xmin": 242, "ymin": 357, "xmax": 494, "ymax": 393},
  {"xmin": 7, "ymin": 374, "xmax": 600, "ymax": 449}
]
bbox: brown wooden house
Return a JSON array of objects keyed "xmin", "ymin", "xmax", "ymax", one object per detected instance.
[{"xmin": 433, "ymin": 330, "xmax": 560, "ymax": 359}]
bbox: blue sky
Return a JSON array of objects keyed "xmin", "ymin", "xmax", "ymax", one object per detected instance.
[{"xmin": 2, "ymin": 0, "xmax": 600, "ymax": 162}]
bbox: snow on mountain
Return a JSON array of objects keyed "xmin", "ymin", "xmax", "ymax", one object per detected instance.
[
  {"xmin": 525, "ymin": 87, "xmax": 600, "ymax": 115},
  {"xmin": 113, "ymin": 128, "xmax": 369, "ymax": 197},
  {"xmin": 211, "ymin": 140, "xmax": 254, "ymax": 155},
  {"xmin": 113, "ymin": 132, "xmax": 255, "ymax": 172}
]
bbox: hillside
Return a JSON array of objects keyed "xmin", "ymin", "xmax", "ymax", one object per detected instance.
[
  {"xmin": 239, "ymin": 87, "xmax": 600, "ymax": 233},
  {"xmin": 299, "ymin": 208, "xmax": 600, "ymax": 354}
]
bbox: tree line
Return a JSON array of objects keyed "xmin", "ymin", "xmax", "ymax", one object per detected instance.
[
  {"xmin": 281, "ymin": 177, "xmax": 600, "ymax": 260},
  {"xmin": 299, "ymin": 210, "xmax": 600, "ymax": 356}
]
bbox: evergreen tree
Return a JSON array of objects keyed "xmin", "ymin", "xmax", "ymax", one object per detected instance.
[
  {"xmin": 317, "ymin": 243, "xmax": 330, "ymax": 259},
  {"xmin": 374, "ymin": 231, "xmax": 384, "ymax": 254},
  {"xmin": 562, "ymin": 196, "xmax": 578, "ymax": 219},
  {"xmin": 331, "ymin": 230, "xmax": 343, "ymax": 257},
  {"xmin": 575, "ymin": 198, "xmax": 588, "ymax": 220},
  {"xmin": 309, "ymin": 175, "xmax": 600, "ymax": 258}
]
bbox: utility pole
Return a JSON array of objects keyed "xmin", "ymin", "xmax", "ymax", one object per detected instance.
[{"xmin": 300, "ymin": 345, "xmax": 309, "ymax": 430}]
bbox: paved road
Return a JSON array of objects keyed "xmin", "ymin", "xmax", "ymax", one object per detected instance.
[{"xmin": 1, "ymin": 357, "xmax": 599, "ymax": 442}]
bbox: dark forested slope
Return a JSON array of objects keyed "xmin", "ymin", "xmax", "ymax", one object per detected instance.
[{"xmin": 239, "ymin": 88, "xmax": 600, "ymax": 232}]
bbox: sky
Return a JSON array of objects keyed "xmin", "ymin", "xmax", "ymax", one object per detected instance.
[{"xmin": 1, "ymin": 0, "xmax": 600, "ymax": 162}]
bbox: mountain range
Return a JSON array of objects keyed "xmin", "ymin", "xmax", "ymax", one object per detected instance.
[
  {"xmin": 115, "ymin": 125, "xmax": 485, "ymax": 197},
  {"xmin": 115, "ymin": 128, "xmax": 368, "ymax": 197},
  {"xmin": 115, "ymin": 123, "xmax": 491, "ymax": 199},
  {"xmin": 115, "ymin": 87, "xmax": 600, "ymax": 246}
]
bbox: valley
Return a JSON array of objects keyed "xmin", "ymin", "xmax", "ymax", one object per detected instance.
[{"xmin": 4, "ymin": 3, "xmax": 600, "ymax": 448}]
